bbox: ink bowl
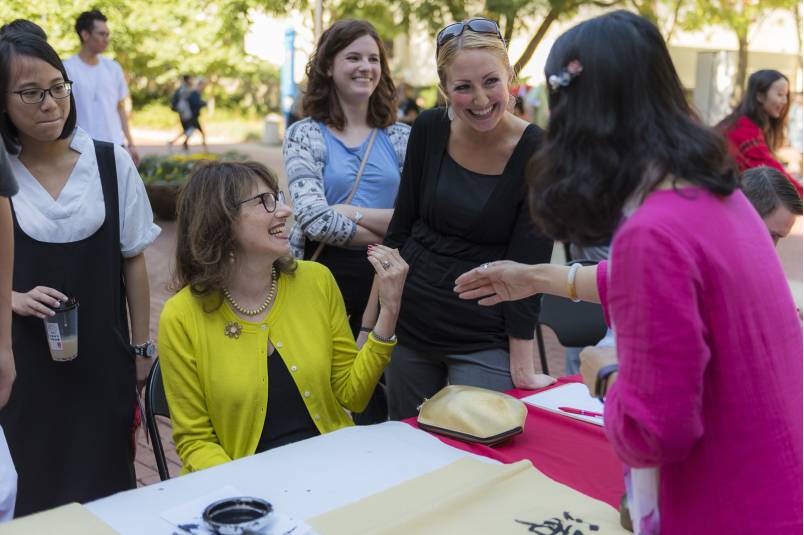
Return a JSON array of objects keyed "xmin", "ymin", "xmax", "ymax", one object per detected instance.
[{"xmin": 202, "ymin": 496, "xmax": 273, "ymax": 534}]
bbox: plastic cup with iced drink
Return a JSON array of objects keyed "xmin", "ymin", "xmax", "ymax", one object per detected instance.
[{"xmin": 43, "ymin": 297, "xmax": 78, "ymax": 361}]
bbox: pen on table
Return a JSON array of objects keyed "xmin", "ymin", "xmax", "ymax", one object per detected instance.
[{"xmin": 558, "ymin": 406, "xmax": 604, "ymax": 418}]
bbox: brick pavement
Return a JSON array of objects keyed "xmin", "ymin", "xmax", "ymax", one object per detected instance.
[{"xmin": 133, "ymin": 142, "xmax": 803, "ymax": 486}]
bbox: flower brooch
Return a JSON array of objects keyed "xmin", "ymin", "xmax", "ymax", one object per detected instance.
[{"xmin": 224, "ymin": 321, "xmax": 243, "ymax": 339}]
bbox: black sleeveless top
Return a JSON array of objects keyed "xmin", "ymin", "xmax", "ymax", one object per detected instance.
[{"xmin": 1, "ymin": 141, "xmax": 136, "ymax": 516}]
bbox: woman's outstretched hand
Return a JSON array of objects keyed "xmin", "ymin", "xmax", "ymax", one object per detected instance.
[
  {"xmin": 367, "ymin": 245, "xmax": 408, "ymax": 315},
  {"xmin": 454, "ymin": 260, "xmax": 539, "ymax": 305}
]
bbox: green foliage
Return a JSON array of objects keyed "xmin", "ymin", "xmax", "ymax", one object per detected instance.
[
  {"xmin": 417, "ymin": 85, "xmax": 440, "ymax": 108},
  {"xmin": 680, "ymin": 0, "xmax": 798, "ymax": 97},
  {"xmin": 9, "ymin": 0, "xmax": 794, "ymax": 98},
  {"xmin": 407, "ymin": 0, "xmax": 617, "ymax": 72},
  {"xmin": 0, "ymin": 0, "xmax": 279, "ymax": 114},
  {"xmin": 329, "ymin": 1, "xmax": 410, "ymax": 38},
  {"xmin": 681, "ymin": 0, "xmax": 797, "ymax": 37},
  {"xmin": 133, "ymin": 103, "xmax": 182, "ymax": 130},
  {"xmin": 254, "ymin": 0, "xmax": 412, "ymax": 38},
  {"xmin": 133, "ymin": 103, "xmax": 265, "ymax": 131},
  {"xmin": 137, "ymin": 151, "xmax": 249, "ymax": 185}
]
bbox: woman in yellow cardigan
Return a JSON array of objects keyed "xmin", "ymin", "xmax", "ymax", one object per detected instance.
[{"xmin": 158, "ymin": 161, "xmax": 407, "ymax": 473}]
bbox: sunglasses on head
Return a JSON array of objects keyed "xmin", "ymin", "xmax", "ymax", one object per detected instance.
[{"xmin": 436, "ymin": 18, "xmax": 502, "ymax": 54}]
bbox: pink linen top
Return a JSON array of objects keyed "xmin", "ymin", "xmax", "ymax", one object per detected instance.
[{"xmin": 597, "ymin": 187, "xmax": 802, "ymax": 533}]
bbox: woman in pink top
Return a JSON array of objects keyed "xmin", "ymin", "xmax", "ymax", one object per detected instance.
[{"xmin": 455, "ymin": 11, "xmax": 802, "ymax": 534}]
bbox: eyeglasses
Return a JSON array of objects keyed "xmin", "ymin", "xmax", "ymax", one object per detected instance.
[
  {"xmin": 12, "ymin": 81, "xmax": 73, "ymax": 105},
  {"xmin": 436, "ymin": 18, "xmax": 502, "ymax": 54},
  {"xmin": 237, "ymin": 191, "xmax": 286, "ymax": 213}
]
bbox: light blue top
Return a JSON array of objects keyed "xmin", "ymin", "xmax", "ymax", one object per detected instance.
[
  {"xmin": 319, "ymin": 124, "xmax": 400, "ymax": 208},
  {"xmin": 283, "ymin": 118, "xmax": 410, "ymax": 257}
]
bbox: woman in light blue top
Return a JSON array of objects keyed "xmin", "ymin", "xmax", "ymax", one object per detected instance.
[
  {"xmin": 282, "ymin": 19, "xmax": 409, "ymax": 423},
  {"xmin": 283, "ymin": 19, "xmax": 408, "ymax": 332}
]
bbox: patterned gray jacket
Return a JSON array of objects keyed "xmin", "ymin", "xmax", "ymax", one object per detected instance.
[{"xmin": 282, "ymin": 118, "xmax": 411, "ymax": 258}]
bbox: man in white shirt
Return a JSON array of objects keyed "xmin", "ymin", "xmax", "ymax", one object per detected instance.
[{"xmin": 64, "ymin": 9, "xmax": 139, "ymax": 164}]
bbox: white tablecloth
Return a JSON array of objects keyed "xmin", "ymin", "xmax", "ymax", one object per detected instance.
[{"xmin": 86, "ymin": 422, "xmax": 483, "ymax": 534}]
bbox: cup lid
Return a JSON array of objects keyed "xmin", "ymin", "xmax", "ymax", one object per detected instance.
[{"xmin": 53, "ymin": 297, "xmax": 79, "ymax": 312}]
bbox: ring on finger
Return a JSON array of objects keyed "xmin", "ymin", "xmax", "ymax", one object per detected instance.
[
  {"xmin": 381, "ymin": 260, "xmax": 392, "ymax": 270},
  {"xmin": 480, "ymin": 263, "xmax": 490, "ymax": 270}
]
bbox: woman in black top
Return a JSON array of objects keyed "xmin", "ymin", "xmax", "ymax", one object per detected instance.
[{"xmin": 362, "ymin": 18, "xmax": 555, "ymax": 419}]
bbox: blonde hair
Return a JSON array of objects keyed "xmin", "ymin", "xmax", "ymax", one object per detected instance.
[{"xmin": 436, "ymin": 28, "xmax": 513, "ymax": 98}]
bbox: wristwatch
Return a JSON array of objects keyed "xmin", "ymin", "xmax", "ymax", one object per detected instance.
[
  {"xmin": 594, "ymin": 363, "xmax": 618, "ymax": 400},
  {"xmin": 352, "ymin": 210, "xmax": 364, "ymax": 224},
  {"xmin": 131, "ymin": 340, "xmax": 156, "ymax": 359}
]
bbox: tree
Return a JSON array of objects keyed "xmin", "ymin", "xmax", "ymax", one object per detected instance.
[
  {"xmin": 251, "ymin": 0, "xmax": 411, "ymax": 40},
  {"xmin": 681, "ymin": 0, "xmax": 798, "ymax": 102},
  {"xmin": 627, "ymin": 0, "xmax": 688, "ymax": 42},
  {"xmin": 256, "ymin": 0, "xmax": 593, "ymax": 73},
  {"xmin": 0, "ymin": 0, "xmax": 280, "ymax": 113},
  {"xmin": 408, "ymin": 0, "xmax": 624, "ymax": 76},
  {"xmin": 250, "ymin": 0, "xmax": 624, "ymax": 76}
]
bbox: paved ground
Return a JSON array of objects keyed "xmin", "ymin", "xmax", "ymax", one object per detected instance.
[{"xmin": 132, "ymin": 140, "xmax": 803, "ymax": 486}]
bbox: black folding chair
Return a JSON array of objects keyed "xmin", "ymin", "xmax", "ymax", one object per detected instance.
[
  {"xmin": 145, "ymin": 358, "xmax": 171, "ymax": 481},
  {"xmin": 535, "ymin": 260, "xmax": 608, "ymax": 375}
]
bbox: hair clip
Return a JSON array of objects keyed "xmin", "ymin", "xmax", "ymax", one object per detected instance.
[{"xmin": 548, "ymin": 59, "xmax": 583, "ymax": 92}]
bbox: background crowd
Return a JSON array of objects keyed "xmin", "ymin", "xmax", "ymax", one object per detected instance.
[{"xmin": 0, "ymin": 6, "xmax": 801, "ymax": 535}]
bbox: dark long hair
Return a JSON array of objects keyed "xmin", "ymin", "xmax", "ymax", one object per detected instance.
[
  {"xmin": 0, "ymin": 19, "xmax": 48, "ymax": 40},
  {"xmin": 721, "ymin": 69, "xmax": 790, "ymax": 151},
  {"xmin": 302, "ymin": 19, "xmax": 397, "ymax": 130},
  {"xmin": 528, "ymin": 10, "xmax": 737, "ymax": 245},
  {"xmin": 0, "ymin": 31, "xmax": 77, "ymax": 153}
]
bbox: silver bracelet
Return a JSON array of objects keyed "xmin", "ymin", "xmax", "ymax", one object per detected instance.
[{"xmin": 370, "ymin": 330, "xmax": 397, "ymax": 343}]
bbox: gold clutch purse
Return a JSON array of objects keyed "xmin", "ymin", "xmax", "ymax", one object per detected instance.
[{"xmin": 417, "ymin": 385, "xmax": 527, "ymax": 446}]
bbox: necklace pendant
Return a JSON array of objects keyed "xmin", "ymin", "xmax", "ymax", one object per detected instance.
[{"xmin": 224, "ymin": 321, "xmax": 243, "ymax": 339}]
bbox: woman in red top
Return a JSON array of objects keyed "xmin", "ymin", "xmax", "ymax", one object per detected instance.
[{"xmin": 721, "ymin": 69, "xmax": 801, "ymax": 195}]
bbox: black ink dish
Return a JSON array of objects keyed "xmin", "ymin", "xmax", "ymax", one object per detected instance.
[{"xmin": 202, "ymin": 497, "xmax": 273, "ymax": 534}]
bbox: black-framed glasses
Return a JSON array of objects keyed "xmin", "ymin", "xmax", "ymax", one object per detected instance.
[
  {"xmin": 12, "ymin": 81, "xmax": 73, "ymax": 104},
  {"xmin": 436, "ymin": 18, "xmax": 502, "ymax": 54},
  {"xmin": 237, "ymin": 191, "xmax": 286, "ymax": 213}
]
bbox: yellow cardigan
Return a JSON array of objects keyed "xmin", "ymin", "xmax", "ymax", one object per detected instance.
[{"xmin": 157, "ymin": 260, "xmax": 395, "ymax": 473}]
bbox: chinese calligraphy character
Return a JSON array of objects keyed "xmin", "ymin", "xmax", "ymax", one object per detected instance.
[{"xmin": 515, "ymin": 511, "xmax": 600, "ymax": 535}]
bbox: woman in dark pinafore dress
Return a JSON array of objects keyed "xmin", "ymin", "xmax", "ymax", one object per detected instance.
[{"xmin": 0, "ymin": 32, "xmax": 159, "ymax": 516}]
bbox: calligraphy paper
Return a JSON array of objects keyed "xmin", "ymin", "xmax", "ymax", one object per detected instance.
[{"xmin": 309, "ymin": 457, "xmax": 627, "ymax": 534}]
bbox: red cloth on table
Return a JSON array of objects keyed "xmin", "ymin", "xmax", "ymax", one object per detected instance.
[{"xmin": 404, "ymin": 377, "xmax": 624, "ymax": 508}]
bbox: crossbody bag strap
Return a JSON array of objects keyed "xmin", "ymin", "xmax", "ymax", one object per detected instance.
[
  {"xmin": 344, "ymin": 128, "xmax": 378, "ymax": 204},
  {"xmin": 310, "ymin": 128, "xmax": 379, "ymax": 261}
]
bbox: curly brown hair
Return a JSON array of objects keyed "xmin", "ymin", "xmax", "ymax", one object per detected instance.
[
  {"xmin": 302, "ymin": 19, "xmax": 397, "ymax": 130},
  {"xmin": 172, "ymin": 160, "xmax": 297, "ymax": 311}
]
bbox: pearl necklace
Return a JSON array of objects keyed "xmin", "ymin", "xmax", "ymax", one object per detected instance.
[{"xmin": 223, "ymin": 267, "xmax": 278, "ymax": 316}]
